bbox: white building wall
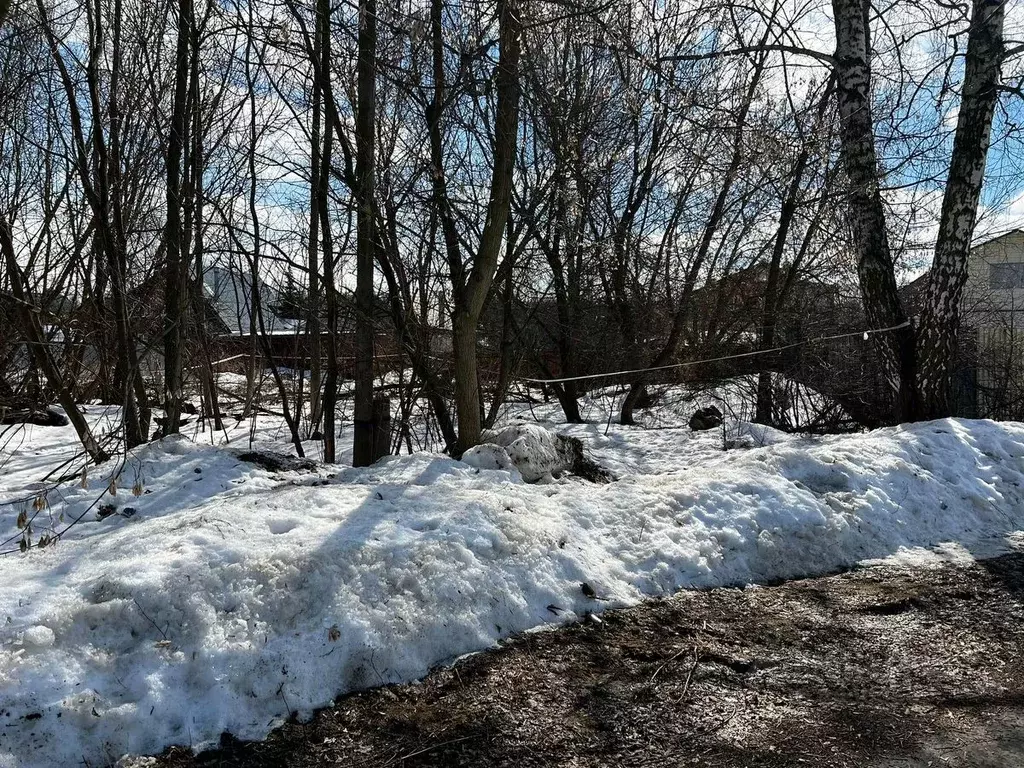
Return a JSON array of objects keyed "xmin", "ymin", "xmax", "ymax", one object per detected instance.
[{"xmin": 962, "ymin": 230, "xmax": 1024, "ymax": 417}]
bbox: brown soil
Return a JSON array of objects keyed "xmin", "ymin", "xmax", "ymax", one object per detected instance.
[{"xmin": 155, "ymin": 551, "xmax": 1024, "ymax": 767}]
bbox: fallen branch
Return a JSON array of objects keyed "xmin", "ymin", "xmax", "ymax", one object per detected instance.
[{"xmin": 676, "ymin": 646, "xmax": 700, "ymax": 703}]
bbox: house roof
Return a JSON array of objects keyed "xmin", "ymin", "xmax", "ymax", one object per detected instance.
[
  {"xmin": 204, "ymin": 265, "xmax": 302, "ymax": 337},
  {"xmin": 119, "ymin": 271, "xmax": 232, "ymax": 336},
  {"xmin": 899, "ymin": 229, "xmax": 1024, "ymax": 314},
  {"xmin": 973, "ymin": 228, "xmax": 1024, "ymax": 250},
  {"xmin": 203, "ymin": 264, "xmax": 397, "ymax": 338}
]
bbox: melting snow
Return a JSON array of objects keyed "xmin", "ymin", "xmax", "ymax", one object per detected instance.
[{"xmin": 0, "ymin": 414, "xmax": 1023, "ymax": 766}]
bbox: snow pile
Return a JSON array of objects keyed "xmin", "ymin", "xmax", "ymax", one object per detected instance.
[
  {"xmin": 483, "ymin": 423, "xmax": 564, "ymax": 482},
  {"xmin": 727, "ymin": 419, "xmax": 792, "ymax": 449},
  {"xmin": 460, "ymin": 443, "xmax": 521, "ymax": 478},
  {"xmin": 1, "ymin": 419, "xmax": 1024, "ymax": 766},
  {"xmin": 467, "ymin": 423, "xmax": 592, "ymax": 483},
  {"xmin": 463, "ymin": 423, "xmax": 610, "ymax": 483}
]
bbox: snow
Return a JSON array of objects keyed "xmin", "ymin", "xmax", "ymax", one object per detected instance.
[
  {"xmin": 1, "ymin": 411, "xmax": 1024, "ymax": 767},
  {"xmin": 460, "ymin": 443, "xmax": 521, "ymax": 478},
  {"xmin": 480, "ymin": 423, "xmax": 569, "ymax": 482},
  {"xmin": 20, "ymin": 626, "xmax": 55, "ymax": 648}
]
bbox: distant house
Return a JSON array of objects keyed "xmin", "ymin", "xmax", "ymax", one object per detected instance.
[
  {"xmin": 202, "ymin": 263, "xmax": 454, "ymax": 373},
  {"xmin": 902, "ymin": 229, "xmax": 1024, "ymax": 418},
  {"xmin": 689, "ymin": 261, "xmax": 843, "ymax": 351},
  {"xmin": 122, "ymin": 264, "xmax": 386, "ymax": 372},
  {"xmin": 204, "ymin": 265, "xmax": 303, "ymax": 338}
]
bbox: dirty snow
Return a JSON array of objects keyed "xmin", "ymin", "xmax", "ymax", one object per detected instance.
[{"xmin": 1, "ymin": 409, "xmax": 1024, "ymax": 767}]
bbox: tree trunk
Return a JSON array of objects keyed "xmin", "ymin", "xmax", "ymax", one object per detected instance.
[
  {"xmin": 916, "ymin": 0, "xmax": 1004, "ymax": 418},
  {"xmin": 483, "ymin": 222, "xmax": 519, "ymax": 429},
  {"xmin": 163, "ymin": 0, "xmax": 192, "ymax": 437},
  {"xmin": 450, "ymin": 0, "xmax": 521, "ymax": 455},
  {"xmin": 554, "ymin": 383, "xmax": 583, "ymax": 423},
  {"xmin": 100, "ymin": 0, "xmax": 149, "ymax": 446},
  {"xmin": 316, "ymin": 0, "xmax": 339, "ymax": 463},
  {"xmin": 306, "ymin": 15, "xmax": 323, "ymax": 436},
  {"xmin": 451, "ymin": 310, "xmax": 481, "ymax": 455},
  {"xmin": 189, "ymin": 21, "xmax": 222, "ymax": 433},
  {"xmin": 352, "ymin": 0, "xmax": 377, "ymax": 467},
  {"xmin": 832, "ymin": 0, "xmax": 917, "ymax": 422}
]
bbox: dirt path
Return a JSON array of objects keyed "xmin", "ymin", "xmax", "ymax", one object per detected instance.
[{"xmin": 156, "ymin": 551, "xmax": 1024, "ymax": 767}]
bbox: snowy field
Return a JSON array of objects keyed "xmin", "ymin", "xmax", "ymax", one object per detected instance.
[{"xmin": 1, "ymin": 389, "xmax": 1024, "ymax": 767}]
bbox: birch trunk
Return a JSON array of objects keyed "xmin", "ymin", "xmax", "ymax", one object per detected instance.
[
  {"xmin": 916, "ymin": 0, "xmax": 1004, "ymax": 418},
  {"xmin": 832, "ymin": 0, "xmax": 917, "ymax": 422}
]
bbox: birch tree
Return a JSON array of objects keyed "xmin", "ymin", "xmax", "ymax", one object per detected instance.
[
  {"xmin": 914, "ymin": 0, "xmax": 1005, "ymax": 417},
  {"xmin": 832, "ymin": 0, "xmax": 1004, "ymax": 421}
]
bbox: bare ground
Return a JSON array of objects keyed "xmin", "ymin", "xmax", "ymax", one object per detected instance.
[{"xmin": 156, "ymin": 551, "xmax": 1024, "ymax": 767}]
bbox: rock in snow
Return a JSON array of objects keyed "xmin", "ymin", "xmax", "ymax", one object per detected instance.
[
  {"xmin": 236, "ymin": 450, "xmax": 317, "ymax": 473},
  {"xmin": 20, "ymin": 626, "xmax": 55, "ymax": 648},
  {"xmin": 482, "ymin": 423, "xmax": 562, "ymax": 482},
  {"xmin": 0, "ymin": 407, "xmax": 69, "ymax": 427},
  {"xmin": 689, "ymin": 406, "xmax": 723, "ymax": 431}
]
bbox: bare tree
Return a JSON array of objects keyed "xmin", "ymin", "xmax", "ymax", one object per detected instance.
[
  {"xmin": 832, "ymin": 0, "xmax": 1004, "ymax": 421},
  {"xmin": 163, "ymin": 0, "xmax": 193, "ymax": 435},
  {"xmin": 352, "ymin": 0, "xmax": 377, "ymax": 466},
  {"xmin": 34, "ymin": 0, "xmax": 152, "ymax": 446},
  {"xmin": 427, "ymin": 0, "xmax": 522, "ymax": 453},
  {"xmin": 1, "ymin": 217, "xmax": 108, "ymax": 462},
  {"xmin": 618, "ymin": 9, "xmax": 775, "ymax": 425},
  {"xmin": 915, "ymin": 0, "xmax": 1005, "ymax": 417},
  {"xmin": 755, "ymin": 79, "xmax": 838, "ymax": 423}
]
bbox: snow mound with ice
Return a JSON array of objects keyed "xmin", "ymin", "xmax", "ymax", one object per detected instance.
[
  {"xmin": 478, "ymin": 422, "xmax": 580, "ymax": 482},
  {"xmin": 1, "ymin": 419, "xmax": 1024, "ymax": 767},
  {"xmin": 460, "ymin": 443, "xmax": 521, "ymax": 479}
]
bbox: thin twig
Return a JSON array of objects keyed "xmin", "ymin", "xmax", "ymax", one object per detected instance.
[
  {"xmin": 676, "ymin": 645, "xmax": 700, "ymax": 702},
  {"xmin": 393, "ymin": 735, "xmax": 474, "ymax": 763},
  {"xmin": 132, "ymin": 597, "xmax": 168, "ymax": 641},
  {"xmin": 651, "ymin": 645, "xmax": 688, "ymax": 683}
]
